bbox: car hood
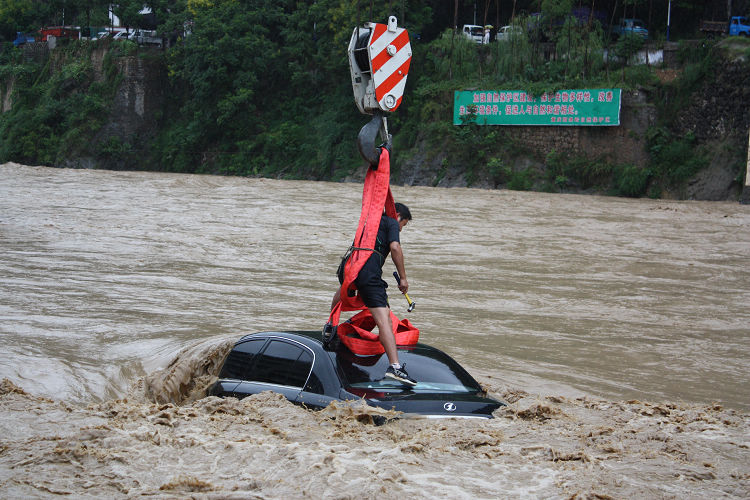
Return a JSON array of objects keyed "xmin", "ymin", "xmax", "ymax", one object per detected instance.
[{"xmin": 348, "ymin": 390, "xmax": 504, "ymax": 418}]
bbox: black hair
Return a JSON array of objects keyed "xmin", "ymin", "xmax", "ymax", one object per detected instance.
[{"xmin": 395, "ymin": 202, "xmax": 412, "ymax": 221}]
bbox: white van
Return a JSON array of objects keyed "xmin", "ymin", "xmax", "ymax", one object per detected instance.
[
  {"xmin": 462, "ymin": 24, "xmax": 484, "ymax": 44},
  {"xmin": 497, "ymin": 25, "xmax": 522, "ymax": 41}
]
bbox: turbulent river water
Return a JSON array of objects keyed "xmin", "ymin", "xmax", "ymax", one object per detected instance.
[{"xmin": 1, "ymin": 163, "xmax": 748, "ymax": 498}]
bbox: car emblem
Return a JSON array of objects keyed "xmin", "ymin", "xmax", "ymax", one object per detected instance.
[{"xmin": 443, "ymin": 402, "xmax": 456, "ymax": 412}]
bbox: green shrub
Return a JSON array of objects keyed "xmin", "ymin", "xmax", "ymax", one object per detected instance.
[
  {"xmin": 98, "ymin": 136, "xmax": 132, "ymax": 159},
  {"xmin": 507, "ymin": 168, "xmax": 536, "ymax": 191},
  {"xmin": 0, "ymin": 42, "xmax": 125, "ymax": 166},
  {"xmin": 611, "ymin": 164, "xmax": 650, "ymax": 197},
  {"xmin": 545, "ymin": 151, "xmax": 613, "ymax": 190},
  {"xmin": 487, "ymin": 156, "xmax": 511, "ymax": 184},
  {"xmin": 613, "ymin": 34, "xmax": 644, "ymax": 63},
  {"xmin": 646, "ymin": 127, "xmax": 708, "ymax": 188},
  {"xmin": 676, "ymin": 40, "xmax": 714, "ymax": 66}
]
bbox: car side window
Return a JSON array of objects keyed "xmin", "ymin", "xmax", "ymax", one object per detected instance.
[
  {"xmin": 250, "ymin": 340, "xmax": 313, "ymax": 388},
  {"xmin": 299, "ymin": 350, "xmax": 324, "ymax": 394},
  {"xmin": 218, "ymin": 339, "xmax": 266, "ymax": 380}
]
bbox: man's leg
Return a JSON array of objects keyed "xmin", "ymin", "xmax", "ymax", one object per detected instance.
[
  {"xmin": 369, "ymin": 306, "xmax": 399, "ymax": 365},
  {"xmin": 372, "ymin": 306, "xmax": 417, "ymax": 386}
]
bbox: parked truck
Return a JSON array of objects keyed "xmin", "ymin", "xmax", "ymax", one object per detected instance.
[
  {"xmin": 611, "ymin": 18, "xmax": 649, "ymax": 39},
  {"xmin": 729, "ymin": 16, "xmax": 750, "ymax": 36},
  {"xmin": 700, "ymin": 16, "xmax": 750, "ymax": 37},
  {"xmin": 38, "ymin": 26, "xmax": 80, "ymax": 41},
  {"xmin": 12, "ymin": 32, "xmax": 35, "ymax": 46}
]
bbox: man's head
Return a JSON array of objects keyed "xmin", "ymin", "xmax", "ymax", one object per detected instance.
[{"xmin": 395, "ymin": 202, "xmax": 411, "ymax": 231}]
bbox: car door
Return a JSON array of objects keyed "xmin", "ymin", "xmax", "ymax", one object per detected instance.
[
  {"xmin": 212, "ymin": 338, "xmax": 267, "ymax": 397},
  {"xmin": 232, "ymin": 338, "xmax": 313, "ymax": 402},
  {"xmin": 294, "ymin": 356, "xmax": 341, "ymax": 410}
]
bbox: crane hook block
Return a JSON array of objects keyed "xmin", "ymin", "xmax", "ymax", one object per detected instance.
[
  {"xmin": 347, "ymin": 16, "xmax": 412, "ymax": 115},
  {"xmin": 357, "ymin": 113, "xmax": 386, "ymax": 166}
]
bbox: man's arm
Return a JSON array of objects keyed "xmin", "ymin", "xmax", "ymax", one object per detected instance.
[{"xmin": 390, "ymin": 241, "xmax": 408, "ymax": 293}]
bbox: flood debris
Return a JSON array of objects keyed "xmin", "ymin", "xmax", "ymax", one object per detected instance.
[{"xmin": 1, "ymin": 375, "xmax": 748, "ymax": 498}]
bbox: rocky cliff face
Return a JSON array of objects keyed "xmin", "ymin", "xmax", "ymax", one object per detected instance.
[
  {"xmin": 1, "ymin": 76, "xmax": 14, "ymax": 113},
  {"xmin": 63, "ymin": 45, "xmax": 167, "ymax": 170},
  {"xmin": 674, "ymin": 58, "xmax": 750, "ymax": 144},
  {"xmin": 1, "ymin": 42, "xmax": 167, "ymax": 170},
  {"xmin": 674, "ymin": 46, "xmax": 749, "ymax": 201}
]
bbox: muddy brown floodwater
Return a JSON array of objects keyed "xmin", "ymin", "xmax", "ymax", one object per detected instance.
[{"xmin": 1, "ymin": 163, "xmax": 749, "ymax": 498}]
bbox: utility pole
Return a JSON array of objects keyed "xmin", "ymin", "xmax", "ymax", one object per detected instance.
[{"xmin": 667, "ymin": 0, "xmax": 672, "ymax": 41}]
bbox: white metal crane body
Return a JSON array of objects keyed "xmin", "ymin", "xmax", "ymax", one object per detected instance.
[{"xmin": 347, "ymin": 16, "xmax": 412, "ymax": 115}]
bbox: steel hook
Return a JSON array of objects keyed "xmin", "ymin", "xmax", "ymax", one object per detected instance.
[{"xmin": 357, "ymin": 112, "xmax": 391, "ymax": 167}]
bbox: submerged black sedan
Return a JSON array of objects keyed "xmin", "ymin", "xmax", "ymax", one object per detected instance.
[{"xmin": 209, "ymin": 331, "xmax": 505, "ymax": 418}]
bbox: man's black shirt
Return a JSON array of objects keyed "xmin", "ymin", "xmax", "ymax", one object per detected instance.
[{"xmin": 359, "ymin": 214, "xmax": 399, "ymax": 280}]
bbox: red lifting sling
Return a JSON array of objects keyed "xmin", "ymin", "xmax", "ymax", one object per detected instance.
[{"xmin": 327, "ymin": 148, "xmax": 419, "ymax": 355}]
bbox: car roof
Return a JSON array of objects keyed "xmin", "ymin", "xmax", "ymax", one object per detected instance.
[
  {"xmin": 235, "ymin": 330, "xmax": 448, "ymax": 355},
  {"xmin": 237, "ymin": 330, "xmax": 323, "ymax": 348}
]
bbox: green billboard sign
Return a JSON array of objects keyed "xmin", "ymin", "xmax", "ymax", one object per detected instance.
[{"xmin": 454, "ymin": 88, "xmax": 621, "ymax": 126}]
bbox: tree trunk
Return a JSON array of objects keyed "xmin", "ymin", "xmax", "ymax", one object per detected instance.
[
  {"xmin": 584, "ymin": 0, "xmax": 595, "ymax": 78},
  {"xmin": 449, "ymin": 0, "xmax": 458, "ymax": 80},
  {"xmin": 482, "ymin": 0, "xmax": 490, "ymax": 43},
  {"xmin": 606, "ymin": 0, "xmax": 619, "ymax": 81}
]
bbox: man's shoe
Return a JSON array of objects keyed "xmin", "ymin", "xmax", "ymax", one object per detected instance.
[{"xmin": 385, "ymin": 363, "xmax": 417, "ymax": 386}]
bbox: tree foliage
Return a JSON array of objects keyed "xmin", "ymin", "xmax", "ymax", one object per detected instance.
[
  {"xmin": 0, "ymin": 0, "xmax": 738, "ymax": 197},
  {"xmin": 0, "ymin": 42, "xmax": 117, "ymax": 164}
]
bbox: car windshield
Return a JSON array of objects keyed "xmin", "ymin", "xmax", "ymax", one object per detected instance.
[{"xmin": 333, "ymin": 345, "xmax": 483, "ymax": 394}]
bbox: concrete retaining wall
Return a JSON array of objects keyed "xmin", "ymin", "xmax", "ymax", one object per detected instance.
[{"xmin": 500, "ymin": 89, "xmax": 655, "ymax": 167}]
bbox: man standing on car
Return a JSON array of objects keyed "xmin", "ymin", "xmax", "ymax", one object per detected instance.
[{"xmin": 331, "ymin": 202, "xmax": 416, "ymax": 386}]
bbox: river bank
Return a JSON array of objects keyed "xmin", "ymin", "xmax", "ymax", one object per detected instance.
[{"xmin": 2, "ymin": 36, "xmax": 749, "ymax": 201}]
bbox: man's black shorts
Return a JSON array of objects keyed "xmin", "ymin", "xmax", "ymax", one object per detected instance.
[{"xmin": 355, "ymin": 265, "xmax": 389, "ymax": 308}]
